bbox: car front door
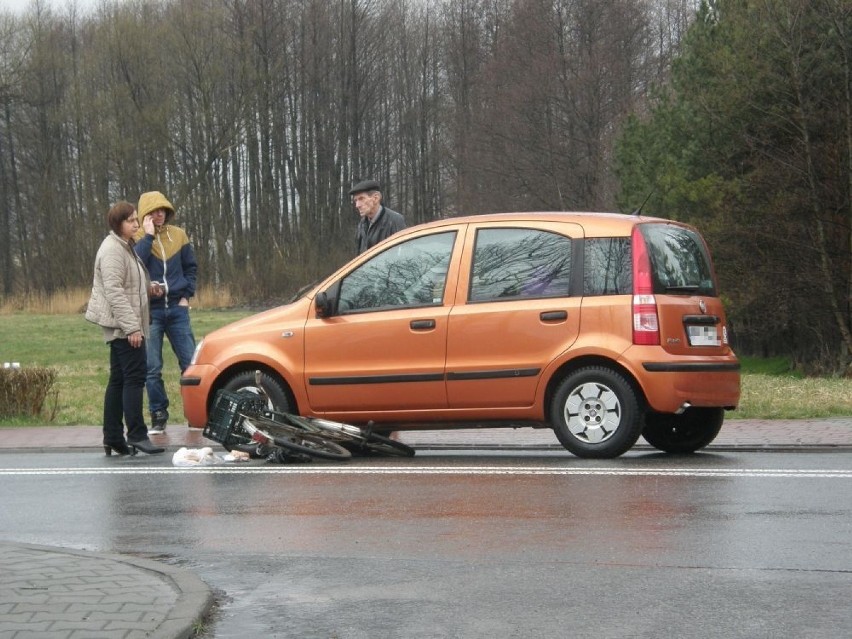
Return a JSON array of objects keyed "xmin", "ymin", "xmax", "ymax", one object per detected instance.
[{"xmin": 303, "ymin": 230, "xmax": 459, "ymax": 414}]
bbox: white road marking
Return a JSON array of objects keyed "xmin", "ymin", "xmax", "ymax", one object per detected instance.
[{"xmin": 1, "ymin": 466, "xmax": 851, "ymax": 478}]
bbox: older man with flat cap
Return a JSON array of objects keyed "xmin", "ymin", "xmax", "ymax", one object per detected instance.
[{"xmin": 349, "ymin": 179, "xmax": 406, "ymax": 254}]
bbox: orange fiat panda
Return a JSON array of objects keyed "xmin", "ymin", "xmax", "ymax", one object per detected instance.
[{"xmin": 181, "ymin": 212, "xmax": 740, "ymax": 458}]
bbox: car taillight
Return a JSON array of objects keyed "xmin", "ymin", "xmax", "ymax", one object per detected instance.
[{"xmin": 632, "ymin": 227, "xmax": 660, "ymax": 345}]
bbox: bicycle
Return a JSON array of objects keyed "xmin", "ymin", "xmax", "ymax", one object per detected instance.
[
  {"xmin": 203, "ymin": 372, "xmax": 415, "ymax": 461},
  {"xmin": 204, "ymin": 389, "xmax": 351, "ymax": 461},
  {"xmin": 248, "ymin": 370, "xmax": 414, "ymax": 458}
]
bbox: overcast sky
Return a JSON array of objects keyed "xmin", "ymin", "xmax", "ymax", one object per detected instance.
[{"xmin": 1, "ymin": 0, "xmax": 100, "ymax": 16}]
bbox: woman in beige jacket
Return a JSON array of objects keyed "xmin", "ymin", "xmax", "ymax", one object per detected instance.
[{"xmin": 86, "ymin": 201, "xmax": 164, "ymax": 455}]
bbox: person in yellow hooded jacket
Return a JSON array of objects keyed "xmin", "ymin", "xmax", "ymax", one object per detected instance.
[{"xmin": 133, "ymin": 190, "xmax": 198, "ymax": 433}]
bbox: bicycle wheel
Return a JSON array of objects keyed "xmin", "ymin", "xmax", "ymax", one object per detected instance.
[
  {"xmin": 353, "ymin": 432, "xmax": 416, "ymax": 457},
  {"xmin": 290, "ymin": 415, "xmax": 416, "ymax": 458},
  {"xmin": 243, "ymin": 414, "xmax": 352, "ymax": 461},
  {"xmin": 283, "ymin": 414, "xmax": 359, "ymax": 445}
]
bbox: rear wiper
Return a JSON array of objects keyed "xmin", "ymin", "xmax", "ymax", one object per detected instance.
[{"xmin": 664, "ymin": 284, "xmax": 700, "ymax": 294}]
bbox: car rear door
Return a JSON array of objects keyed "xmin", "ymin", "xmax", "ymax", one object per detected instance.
[{"xmin": 445, "ymin": 221, "xmax": 584, "ymax": 409}]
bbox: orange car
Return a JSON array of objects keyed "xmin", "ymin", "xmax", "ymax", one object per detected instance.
[{"xmin": 181, "ymin": 212, "xmax": 740, "ymax": 458}]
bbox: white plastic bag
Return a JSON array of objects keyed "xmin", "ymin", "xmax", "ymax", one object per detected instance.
[{"xmin": 171, "ymin": 446, "xmax": 224, "ymax": 467}]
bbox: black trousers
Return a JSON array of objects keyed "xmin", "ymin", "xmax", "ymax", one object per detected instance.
[{"xmin": 103, "ymin": 338, "xmax": 148, "ymax": 444}]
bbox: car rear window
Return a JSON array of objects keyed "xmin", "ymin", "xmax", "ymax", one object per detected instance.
[
  {"xmin": 640, "ymin": 223, "xmax": 717, "ymax": 296},
  {"xmin": 469, "ymin": 228, "xmax": 572, "ymax": 301}
]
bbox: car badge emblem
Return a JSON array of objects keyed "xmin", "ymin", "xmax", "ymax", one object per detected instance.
[{"xmin": 698, "ymin": 299, "xmax": 706, "ymax": 313}]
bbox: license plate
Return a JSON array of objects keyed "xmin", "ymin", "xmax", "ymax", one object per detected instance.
[{"xmin": 687, "ymin": 324, "xmax": 720, "ymax": 346}]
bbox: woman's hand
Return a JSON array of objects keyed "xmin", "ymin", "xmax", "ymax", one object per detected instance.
[
  {"xmin": 128, "ymin": 330, "xmax": 143, "ymax": 348},
  {"xmin": 149, "ymin": 282, "xmax": 164, "ymax": 298}
]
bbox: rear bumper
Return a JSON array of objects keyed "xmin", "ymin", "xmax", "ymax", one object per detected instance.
[{"xmin": 634, "ymin": 359, "xmax": 741, "ymax": 413}]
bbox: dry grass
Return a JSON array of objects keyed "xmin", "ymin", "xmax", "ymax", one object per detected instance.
[
  {"xmin": 0, "ymin": 367, "xmax": 58, "ymax": 419},
  {"xmin": 0, "ymin": 285, "xmax": 236, "ymax": 314},
  {"xmin": 735, "ymin": 374, "xmax": 852, "ymax": 420}
]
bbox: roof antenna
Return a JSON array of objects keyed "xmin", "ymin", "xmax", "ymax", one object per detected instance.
[{"xmin": 630, "ymin": 189, "xmax": 655, "ymax": 216}]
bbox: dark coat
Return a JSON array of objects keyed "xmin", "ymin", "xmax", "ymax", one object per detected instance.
[{"xmin": 356, "ymin": 206, "xmax": 406, "ymax": 254}]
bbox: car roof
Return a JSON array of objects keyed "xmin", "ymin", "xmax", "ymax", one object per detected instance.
[{"xmin": 404, "ymin": 211, "xmax": 677, "ymax": 236}]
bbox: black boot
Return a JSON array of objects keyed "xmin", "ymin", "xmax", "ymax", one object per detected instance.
[
  {"xmin": 103, "ymin": 441, "xmax": 132, "ymax": 456},
  {"xmin": 128, "ymin": 438, "xmax": 165, "ymax": 455}
]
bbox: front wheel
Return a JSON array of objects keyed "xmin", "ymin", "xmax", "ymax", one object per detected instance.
[
  {"xmin": 550, "ymin": 366, "xmax": 643, "ymax": 459},
  {"xmin": 642, "ymin": 407, "xmax": 724, "ymax": 454}
]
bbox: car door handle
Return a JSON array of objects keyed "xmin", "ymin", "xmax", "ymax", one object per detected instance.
[
  {"xmin": 410, "ymin": 319, "xmax": 436, "ymax": 330},
  {"xmin": 540, "ymin": 311, "xmax": 567, "ymax": 322}
]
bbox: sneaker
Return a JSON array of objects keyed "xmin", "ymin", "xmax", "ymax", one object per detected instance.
[{"xmin": 149, "ymin": 410, "xmax": 168, "ymax": 434}]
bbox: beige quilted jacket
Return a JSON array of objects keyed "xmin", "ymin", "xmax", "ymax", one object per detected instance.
[{"xmin": 85, "ymin": 232, "xmax": 151, "ymax": 342}]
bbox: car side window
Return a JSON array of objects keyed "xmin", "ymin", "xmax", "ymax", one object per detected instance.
[
  {"xmin": 469, "ymin": 228, "xmax": 572, "ymax": 302},
  {"xmin": 583, "ymin": 237, "xmax": 632, "ymax": 296},
  {"xmin": 338, "ymin": 231, "xmax": 456, "ymax": 313}
]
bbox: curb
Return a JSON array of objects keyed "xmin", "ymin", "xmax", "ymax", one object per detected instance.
[{"xmin": 4, "ymin": 542, "xmax": 213, "ymax": 639}]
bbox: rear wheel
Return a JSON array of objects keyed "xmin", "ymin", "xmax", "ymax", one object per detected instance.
[
  {"xmin": 286, "ymin": 415, "xmax": 416, "ymax": 457},
  {"xmin": 244, "ymin": 414, "xmax": 352, "ymax": 461},
  {"xmin": 550, "ymin": 366, "xmax": 643, "ymax": 459},
  {"xmin": 642, "ymin": 407, "xmax": 724, "ymax": 454}
]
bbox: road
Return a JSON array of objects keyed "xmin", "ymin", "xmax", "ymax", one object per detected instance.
[{"xmin": 1, "ymin": 449, "xmax": 851, "ymax": 638}]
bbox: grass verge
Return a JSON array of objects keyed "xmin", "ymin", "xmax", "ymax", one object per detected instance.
[{"xmin": 0, "ymin": 310, "xmax": 252, "ymax": 426}]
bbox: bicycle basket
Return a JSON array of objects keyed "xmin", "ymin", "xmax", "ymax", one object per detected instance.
[{"xmin": 203, "ymin": 390, "xmax": 268, "ymax": 448}]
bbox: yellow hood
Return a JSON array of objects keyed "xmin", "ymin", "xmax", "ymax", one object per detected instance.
[{"xmin": 138, "ymin": 191, "xmax": 175, "ymax": 223}]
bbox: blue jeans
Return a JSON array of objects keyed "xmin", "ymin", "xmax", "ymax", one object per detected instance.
[
  {"xmin": 146, "ymin": 305, "xmax": 196, "ymax": 415},
  {"xmin": 104, "ymin": 338, "xmax": 148, "ymax": 444}
]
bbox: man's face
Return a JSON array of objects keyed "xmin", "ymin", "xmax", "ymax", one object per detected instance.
[
  {"xmin": 149, "ymin": 208, "xmax": 168, "ymax": 227},
  {"xmin": 352, "ymin": 191, "xmax": 381, "ymax": 219}
]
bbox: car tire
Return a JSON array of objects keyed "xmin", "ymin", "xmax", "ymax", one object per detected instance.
[
  {"xmin": 220, "ymin": 370, "xmax": 292, "ymax": 414},
  {"xmin": 642, "ymin": 407, "xmax": 724, "ymax": 454},
  {"xmin": 550, "ymin": 366, "xmax": 644, "ymax": 459}
]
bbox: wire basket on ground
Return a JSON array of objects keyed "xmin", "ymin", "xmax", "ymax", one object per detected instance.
[{"xmin": 203, "ymin": 390, "xmax": 268, "ymax": 449}]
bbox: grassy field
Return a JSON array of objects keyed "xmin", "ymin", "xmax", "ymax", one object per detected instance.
[
  {"xmin": 0, "ymin": 310, "xmax": 253, "ymax": 426},
  {"xmin": 1, "ymin": 311, "xmax": 851, "ymax": 426}
]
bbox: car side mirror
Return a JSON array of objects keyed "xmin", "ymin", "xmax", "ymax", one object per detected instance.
[{"xmin": 315, "ymin": 291, "xmax": 333, "ymax": 318}]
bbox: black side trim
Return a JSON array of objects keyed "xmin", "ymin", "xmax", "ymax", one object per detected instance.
[
  {"xmin": 309, "ymin": 373, "xmax": 444, "ymax": 386},
  {"xmin": 180, "ymin": 377, "xmax": 202, "ymax": 386},
  {"xmin": 643, "ymin": 362, "xmax": 741, "ymax": 373},
  {"xmin": 447, "ymin": 368, "xmax": 540, "ymax": 381}
]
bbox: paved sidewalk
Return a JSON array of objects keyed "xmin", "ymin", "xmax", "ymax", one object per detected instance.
[
  {"xmin": 0, "ymin": 542, "xmax": 212, "ymax": 639},
  {"xmin": 1, "ymin": 417, "xmax": 850, "ymax": 639},
  {"xmin": 1, "ymin": 417, "xmax": 851, "ymax": 452}
]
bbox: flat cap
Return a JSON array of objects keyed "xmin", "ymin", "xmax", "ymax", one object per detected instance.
[{"xmin": 348, "ymin": 179, "xmax": 381, "ymax": 196}]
